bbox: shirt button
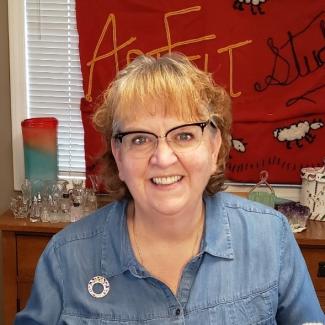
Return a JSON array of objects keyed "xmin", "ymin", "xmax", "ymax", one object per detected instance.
[{"xmin": 175, "ymin": 308, "xmax": 181, "ymax": 316}]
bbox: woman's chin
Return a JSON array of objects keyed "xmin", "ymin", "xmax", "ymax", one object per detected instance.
[{"xmin": 148, "ymin": 195, "xmax": 191, "ymax": 216}]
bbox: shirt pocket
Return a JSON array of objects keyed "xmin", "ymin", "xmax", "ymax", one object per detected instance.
[
  {"xmin": 59, "ymin": 316, "xmax": 99, "ymax": 324},
  {"xmin": 60, "ymin": 314, "xmax": 172, "ymax": 325},
  {"xmin": 60, "ymin": 314, "xmax": 104, "ymax": 324},
  {"xmin": 208, "ymin": 288, "xmax": 276, "ymax": 325}
]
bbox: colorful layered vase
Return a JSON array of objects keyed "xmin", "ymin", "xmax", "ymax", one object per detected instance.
[{"xmin": 21, "ymin": 117, "xmax": 58, "ymax": 183}]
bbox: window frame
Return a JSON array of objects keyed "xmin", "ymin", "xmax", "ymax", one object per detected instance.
[{"xmin": 8, "ymin": 0, "xmax": 28, "ymax": 190}]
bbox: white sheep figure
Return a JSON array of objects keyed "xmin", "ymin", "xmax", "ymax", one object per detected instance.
[
  {"xmin": 233, "ymin": 0, "xmax": 267, "ymax": 15},
  {"xmin": 229, "ymin": 136, "xmax": 247, "ymax": 159},
  {"xmin": 231, "ymin": 138, "xmax": 247, "ymax": 153},
  {"xmin": 273, "ymin": 120, "xmax": 324, "ymax": 149}
]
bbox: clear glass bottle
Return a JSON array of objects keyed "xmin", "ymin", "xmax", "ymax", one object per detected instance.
[
  {"xmin": 21, "ymin": 179, "xmax": 32, "ymax": 212},
  {"xmin": 48, "ymin": 194, "xmax": 60, "ymax": 223},
  {"xmin": 70, "ymin": 202, "xmax": 82, "ymax": 222},
  {"xmin": 83, "ymin": 188, "xmax": 97, "ymax": 216},
  {"xmin": 60, "ymin": 192, "xmax": 71, "ymax": 222},
  {"xmin": 70, "ymin": 179, "xmax": 84, "ymax": 207},
  {"xmin": 30, "ymin": 193, "xmax": 42, "ymax": 222}
]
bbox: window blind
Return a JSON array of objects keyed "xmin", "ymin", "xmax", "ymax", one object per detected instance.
[{"xmin": 26, "ymin": 0, "xmax": 85, "ymax": 177}]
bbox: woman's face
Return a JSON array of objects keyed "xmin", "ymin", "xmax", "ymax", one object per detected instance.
[{"xmin": 112, "ymin": 108, "xmax": 221, "ymax": 217}]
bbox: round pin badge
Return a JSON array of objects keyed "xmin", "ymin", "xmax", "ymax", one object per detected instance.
[{"xmin": 88, "ymin": 275, "xmax": 110, "ymax": 298}]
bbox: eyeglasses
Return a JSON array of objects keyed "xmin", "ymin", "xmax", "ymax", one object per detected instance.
[{"xmin": 113, "ymin": 120, "xmax": 216, "ymax": 158}]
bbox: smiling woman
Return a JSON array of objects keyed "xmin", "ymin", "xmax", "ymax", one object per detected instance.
[{"xmin": 15, "ymin": 53, "xmax": 325, "ymax": 325}]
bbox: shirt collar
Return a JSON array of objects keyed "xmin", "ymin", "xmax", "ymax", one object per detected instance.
[
  {"xmin": 100, "ymin": 200, "xmax": 130, "ymax": 277},
  {"xmin": 101, "ymin": 199, "xmax": 148, "ymax": 278},
  {"xmin": 202, "ymin": 193, "xmax": 234, "ymax": 259},
  {"xmin": 101, "ymin": 193, "xmax": 234, "ymax": 278}
]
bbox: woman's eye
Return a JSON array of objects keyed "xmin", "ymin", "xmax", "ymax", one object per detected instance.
[
  {"xmin": 131, "ymin": 135, "xmax": 149, "ymax": 145},
  {"xmin": 177, "ymin": 133, "xmax": 194, "ymax": 141}
]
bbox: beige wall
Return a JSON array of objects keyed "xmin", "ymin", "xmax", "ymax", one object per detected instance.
[
  {"xmin": 0, "ymin": 0, "xmax": 13, "ymax": 323},
  {"xmin": 0, "ymin": 0, "xmax": 12, "ymax": 210}
]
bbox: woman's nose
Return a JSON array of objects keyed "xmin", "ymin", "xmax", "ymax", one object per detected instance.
[{"xmin": 149, "ymin": 138, "xmax": 178, "ymax": 166}]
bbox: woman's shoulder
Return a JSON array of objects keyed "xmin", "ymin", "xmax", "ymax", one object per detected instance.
[
  {"xmin": 208, "ymin": 191, "xmax": 287, "ymax": 229},
  {"xmin": 49, "ymin": 199, "xmax": 127, "ymax": 249},
  {"xmin": 207, "ymin": 192, "xmax": 293, "ymax": 254}
]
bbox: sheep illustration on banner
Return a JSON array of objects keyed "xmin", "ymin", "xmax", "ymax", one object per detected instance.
[
  {"xmin": 233, "ymin": 0, "xmax": 268, "ymax": 15},
  {"xmin": 273, "ymin": 120, "xmax": 324, "ymax": 149}
]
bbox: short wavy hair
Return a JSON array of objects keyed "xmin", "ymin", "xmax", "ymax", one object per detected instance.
[{"xmin": 93, "ymin": 53, "xmax": 232, "ymax": 201}]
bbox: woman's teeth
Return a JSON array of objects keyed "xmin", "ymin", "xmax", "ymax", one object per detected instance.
[{"xmin": 152, "ymin": 176, "xmax": 182, "ymax": 185}]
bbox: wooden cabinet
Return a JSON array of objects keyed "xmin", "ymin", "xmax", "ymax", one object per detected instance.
[
  {"xmin": 0, "ymin": 211, "xmax": 66, "ymax": 325},
  {"xmin": 1, "ymin": 211, "xmax": 325, "ymax": 324},
  {"xmin": 16, "ymin": 234, "xmax": 51, "ymax": 309},
  {"xmin": 295, "ymin": 221, "xmax": 325, "ymax": 312}
]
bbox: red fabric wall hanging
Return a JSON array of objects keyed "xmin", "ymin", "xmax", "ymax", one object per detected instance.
[{"xmin": 75, "ymin": 0, "xmax": 325, "ymax": 187}]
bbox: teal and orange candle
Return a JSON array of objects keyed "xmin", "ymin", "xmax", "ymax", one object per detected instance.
[{"xmin": 21, "ymin": 117, "xmax": 58, "ymax": 183}]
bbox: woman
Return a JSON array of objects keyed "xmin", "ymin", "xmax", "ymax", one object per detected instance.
[{"xmin": 16, "ymin": 53, "xmax": 324, "ymax": 324}]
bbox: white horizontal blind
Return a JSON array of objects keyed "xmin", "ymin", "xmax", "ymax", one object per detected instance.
[{"xmin": 26, "ymin": 0, "xmax": 85, "ymax": 177}]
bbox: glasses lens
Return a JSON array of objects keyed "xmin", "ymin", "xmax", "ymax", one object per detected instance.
[
  {"xmin": 119, "ymin": 123, "xmax": 206, "ymax": 157},
  {"xmin": 122, "ymin": 133, "xmax": 156, "ymax": 156},
  {"xmin": 167, "ymin": 125, "xmax": 203, "ymax": 152}
]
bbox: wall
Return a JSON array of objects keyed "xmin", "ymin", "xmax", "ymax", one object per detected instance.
[
  {"xmin": 0, "ymin": 0, "xmax": 13, "ymax": 323},
  {"xmin": 0, "ymin": 0, "xmax": 12, "ymax": 209}
]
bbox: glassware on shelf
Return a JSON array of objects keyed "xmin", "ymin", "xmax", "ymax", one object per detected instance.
[
  {"xmin": 30, "ymin": 179, "xmax": 45, "ymax": 197},
  {"xmin": 30, "ymin": 193, "xmax": 42, "ymax": 222},
  {"xmin": 10, "ymin": 193, "xmax": 29, "ymax": 219},
  {"xmin": 21, "ymin": 179, "xmax": 32, "ymax": 208},
  {"xmin": 9, "ymin": 178, "xmax": 99, "ymax": 223},
  {"xmin": 70, "ymin": 202, "xmax": 83, "ymax": 222},
  {"xmin": 88, "ymin": 174, "xmax": 105, "ymax": 194},
  {"xmin": 9, "ymin": 179, "xmax": 32, "ymax": 219},
  {"xmin": 46, "ymin": 179, "xmax": 69, "ymax": 222},
  {"xmin": 59, "ymin": 193, "xmax": 70, "ymax": 222},
  {"xmin": 70, "ymin": 179, "xmax": 84, "ymax": 205},
  {"xmin": 47, "ymin": 194, "xmax": 60, "ymax": 223},
  {"xmin": 83, "ymin": 188, "xmax": 97, "ymax": 217}
]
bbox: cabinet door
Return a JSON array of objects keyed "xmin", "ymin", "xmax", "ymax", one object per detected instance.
[
  {"xmin": 16, "ymin": 234, "xmax": 51, "ymax": 310},
  {"xmin": 300, "ymin": 246, "xmax": 325, "ymax": 311}
]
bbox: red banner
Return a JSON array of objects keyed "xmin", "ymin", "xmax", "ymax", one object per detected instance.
[{"xmin": 76, "ymin": 0, "xmax": 325, "ymax": 185}]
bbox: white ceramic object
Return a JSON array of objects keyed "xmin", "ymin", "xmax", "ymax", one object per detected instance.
[{"xmin": 300, "ymin": 164, "xmax": 325, "ymax": 221}]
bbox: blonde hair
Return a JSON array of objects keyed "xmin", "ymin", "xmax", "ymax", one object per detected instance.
[{"xmin": 93, "ymin": 53, "xmax": 232, "ymax": 200}]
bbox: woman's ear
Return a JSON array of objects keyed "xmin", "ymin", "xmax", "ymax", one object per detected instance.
[
  {"xmin": 210, "ymin": 130, "xmax": 222, "ymax": 173},
  {"xmin": 111, "ymin": 139, "xmax": 124, "ymax": 181},
  {"xmin": 111, "ymin": 138, "xmax": 120, "ymax": 162}
]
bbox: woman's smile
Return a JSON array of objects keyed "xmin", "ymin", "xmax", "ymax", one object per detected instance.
[{"xmin": 151, "ymin": 175, "xmax": 183, "ymax": 185}]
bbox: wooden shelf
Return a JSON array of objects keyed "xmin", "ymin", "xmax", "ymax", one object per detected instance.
[
  {"xmin": 0, "ymin": 211, "xmax": 67, "ymax": 233},
  {"xmin": 295, "ymin": 220, "xmax": 325, "ymax": 246}
]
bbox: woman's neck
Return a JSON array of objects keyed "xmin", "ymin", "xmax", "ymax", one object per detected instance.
[
  {"xmin": 127, "ymin": 199, "xmax": 205, "ymax": 243},
  {"xmin": 126, "ymin": 199, "xmax": 205, "ymax": 294}
]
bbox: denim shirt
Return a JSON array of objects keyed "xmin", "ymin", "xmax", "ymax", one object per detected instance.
[{"xmin": 15, "ymin": 193, "xmax": 324, "ymax": 324}]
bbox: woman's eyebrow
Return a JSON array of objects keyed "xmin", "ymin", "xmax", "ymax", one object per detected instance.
[
  {"xmin": 119, "ymin": 127, "xmax": 156, "ymax": 133},
  {"xmin": 120, "ymin": 121, "xmax": 194, "ymax": 134}
]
